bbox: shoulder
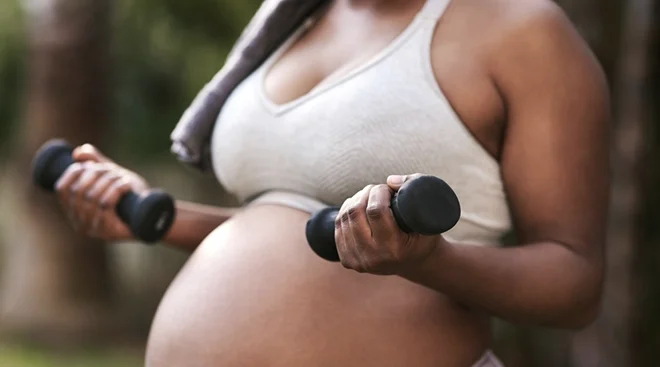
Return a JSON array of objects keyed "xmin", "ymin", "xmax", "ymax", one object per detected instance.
[
  {"xmin": 482, "ymin": 0, "xmax": 599, "ymax": 69},
  {"xmin": 486, "ymin": 0, "xmax": 573, "ymax": 32},
  {"xmin": 435, "ymin": 0, "xmax": 601, "ymax": 76},
  {"xmin": 480, "ymin": 0, "xmax": 588, "ymax": 57},
  {"xmin": 445, "ymin": 0, "xmax": 575, "ymax": 36},
  {"xmin": 477, "ymin": 0, "xmax": 609, "ymax": 99}
]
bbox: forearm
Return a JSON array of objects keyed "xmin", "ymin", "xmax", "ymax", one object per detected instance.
[
  {"xmin": 161, "ymin": 200, "xmax": 241, "ymax": 252},
  {"xmin": 400, "ymin": 237, "xmax": 604, "ymax": 329}
]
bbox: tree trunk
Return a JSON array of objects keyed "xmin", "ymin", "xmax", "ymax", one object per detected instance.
[
  {"xmin": 0, "ymin": 0, "xmax": 115, "ymax": 347},
  {"xmin": 555, "ymin": 0, "xmax": 623, "ymax": 80},
  {"xmin": 630, "ymin": 1, "xmax": 660, "ymax": 365},
  {"xmin": 570, "ymin": 0, "xmax": 656, "ymax": 366}
]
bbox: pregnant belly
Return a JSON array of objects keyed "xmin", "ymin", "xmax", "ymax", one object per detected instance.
[{"xmin": 145, "ymin": 205, "xmax": 490, "ymax": 367}]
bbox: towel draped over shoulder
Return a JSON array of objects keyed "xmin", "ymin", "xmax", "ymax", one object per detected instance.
[{"xmin": 169, "ymin": 0, "xmax": 329, "ymax": 172}]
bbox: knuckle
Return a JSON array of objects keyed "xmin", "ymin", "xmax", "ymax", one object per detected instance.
[
  {"xmin": 376, "ymin": 183, "xmax": 390, "ymax": 192},
  {"xmin": 82, "ymin": 168, "xmax": 99, "ymax": 180},
  {"xmin": 97, "ymin": 175, "xmax": 116, "ymax": 190},
  {"xmin": 99, "ymin": 196, "xmax": 112, "ymax": 209},
  {"xmin": 68, "ymin": 162, "xmax": 83, "ymax": 172},
  {"xmin": 347, "ymin": 203, "xmax": 365, "ymax": 219},
  {"xmin": 340, "ymin": 257, "xmax": 353, "ymax": 270},
  {"xmin": 102, "ymin": 169, "xmax": 119, "ymax": 180},
  {"xmin": 366, "ymin": 204, "xmax": 387, "ymax": 219},
  {"xmin": 118, "ymin": 180, "xmax": 133, "ymax": 191},
  {"xmin": 361, "ymin": 184, "xmax": 374, "ymax": 196},
  {"xmin": 93, "ymin": 162, "xmax": 107, "ymax": 171},
  {"xmin": 97, "ymin": 162, "xmax": 114, "ymax": 173},
  {"xmin": 78, "ymin": 163, "xmax": 93, "ymax": 173},
  {"xmin": 86, "ymin": 187, "xmax": 101, "ymax": 200},
  {"xmin": 340, "ymin": 210, "xmax": 351, "ymax": 223},
  {"xmin": 113, "ymin": 177, "xmax": 128, "ymax": 187},
  {"xmin": 339, "ymin": 196, "xmax": 352, "ymax": 209},
  {"xmin": 115, "ymin": 185, "xmax": 133, "ymax": 196}
]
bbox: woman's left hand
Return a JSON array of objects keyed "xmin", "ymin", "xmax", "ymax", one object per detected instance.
[{"xmin": 335, "ymin": 174, "xmax": 442, "ymax": 275}]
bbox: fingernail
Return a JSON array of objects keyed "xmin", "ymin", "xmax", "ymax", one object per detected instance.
[{"xmin": 387, "ymin": 175, "xmax": 405, "ymax": 185}]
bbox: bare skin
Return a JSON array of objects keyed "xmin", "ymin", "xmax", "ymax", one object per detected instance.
[{"xmin": 55, "ymin": 0, "xmax": 610, "ymax": 366}]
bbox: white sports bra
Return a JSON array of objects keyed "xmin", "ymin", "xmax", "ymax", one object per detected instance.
[{"xmin": 211, "ymin": 0, "xmax": 512, "ymax": 246}]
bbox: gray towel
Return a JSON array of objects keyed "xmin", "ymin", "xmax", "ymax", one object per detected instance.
[{"xmin": 169, "ymin": 0, "xmax": 329, "ymax": 172}]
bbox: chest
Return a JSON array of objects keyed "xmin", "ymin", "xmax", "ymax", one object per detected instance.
[
  {"xmin": 210, "ymin": 53, "xmax": 500, "ymax": 207},
  {"xmin": 263, "ymin": 4, "xmax": 505, "ymax": 160}
]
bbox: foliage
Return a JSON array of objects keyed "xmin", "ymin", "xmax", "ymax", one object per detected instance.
[
  {"xmin": 0, "ymin": 344, "xmax": 142, "ymax": 367},
  {"xmin": 111, "ymin": 0, "xmax": 260, "ymax": 162},
  {"xmin": 0, "ymin": 0, "xmax": 26, "ymax": 154},
  {"xmin": 0, "ymin": 0, "xmax": 260, "ymax": 162}
]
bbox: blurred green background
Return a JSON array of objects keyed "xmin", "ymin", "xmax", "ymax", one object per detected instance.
[{"xmin": 0, "ymin": 0, "xmax": 658, "ymax": 366}]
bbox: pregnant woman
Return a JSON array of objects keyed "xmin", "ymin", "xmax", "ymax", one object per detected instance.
[{"xmin": 54, "ymin": 0, "xmax": 610, "ymax": 365}]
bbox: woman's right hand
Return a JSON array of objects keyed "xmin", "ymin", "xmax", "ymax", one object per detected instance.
[{"xmin": 54, "ymin": 144, "xmax": 150, "ymax": 241}]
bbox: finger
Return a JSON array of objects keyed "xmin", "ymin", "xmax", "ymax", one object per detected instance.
[
  {"xmin": 55, "ymin": 162, "xmax": 85, "ymax": 203},
  {"xmin": 334, "ymin": 214, "xmax": 354, "ymax": 267},
  {"xmin": 87, "ymin": 170, "xmax": 122, "ymax": 202},
  {"xmin": 70, "ymin": 164, "xmax": 105, "ymax": 227},
  {"xmin": 340, "ymin": 204, "xmax": 368, "ymax": 272},
  {"xmin": 339, "ymin": 187, "xmax": 366, "ymax": 251},
  {"xmin": 86, "ymin": 172, "xmax": 121, "ymax": 236},
  {"xmin": 99, "ymin": 178, "xmax": 133, "ymax": 211},
  {"xmin": 367, "ymin": 184, "xmax": 400, "ymax": 244},
  {"xmin": 71, "ymin": 163, "xmax": 105, "ymax": 199},
  {"xmin": 347, "ymin": 185, "xmax": 376, "ymax": 250},
  {"xmin": 338, "ymin": 195, "xmax": 352, "ymax": 217},
  {"xmin": 72, "ymin": 144, "xmax": 112, "ymax": 163},
  {"xmin": 334, "ymin": 217, "xmax": 346, "ymax": 259},
  {"xmin": 335, "ymin": 197, "xmax": 357, "ymax": 268}
]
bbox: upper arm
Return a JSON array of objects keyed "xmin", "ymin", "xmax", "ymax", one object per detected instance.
[{"xmin": 491, "ymin": 4, "xmax": 611, "ymax": 258}]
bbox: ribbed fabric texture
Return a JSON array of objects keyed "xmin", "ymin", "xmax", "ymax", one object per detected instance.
[{"xmin": 211, "ymin": 0, "xmax": 512, "ymax": 246}]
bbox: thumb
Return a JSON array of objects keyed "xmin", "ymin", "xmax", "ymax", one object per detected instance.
[
  {"xmin": 387, "ymin": 173, "xmax": 423, "ymax": 191},
  {"xmin": 72, "ymin": 144, "xmax": 112, "ymax": 163},
  {"xmin": 387, "ymin": 174, "xmax": 409, "ymax": 191}
]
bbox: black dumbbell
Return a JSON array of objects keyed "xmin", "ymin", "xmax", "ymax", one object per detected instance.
[
  {"xmin": 305, "ymin": 175, "xmax": 461, "ymax": 262},
  {"xmin": 31, "ymin": 139, "xmax": 176, "ymax": 243}
]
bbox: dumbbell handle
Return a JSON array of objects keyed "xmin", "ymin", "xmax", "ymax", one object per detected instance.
[
  {"xmin": 32, "ymin": 139, "xmax": 175, "ymax": 243},
  {"xmin": 305, "ymin": 175, "xmax": 461, "ymax": 262}
]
